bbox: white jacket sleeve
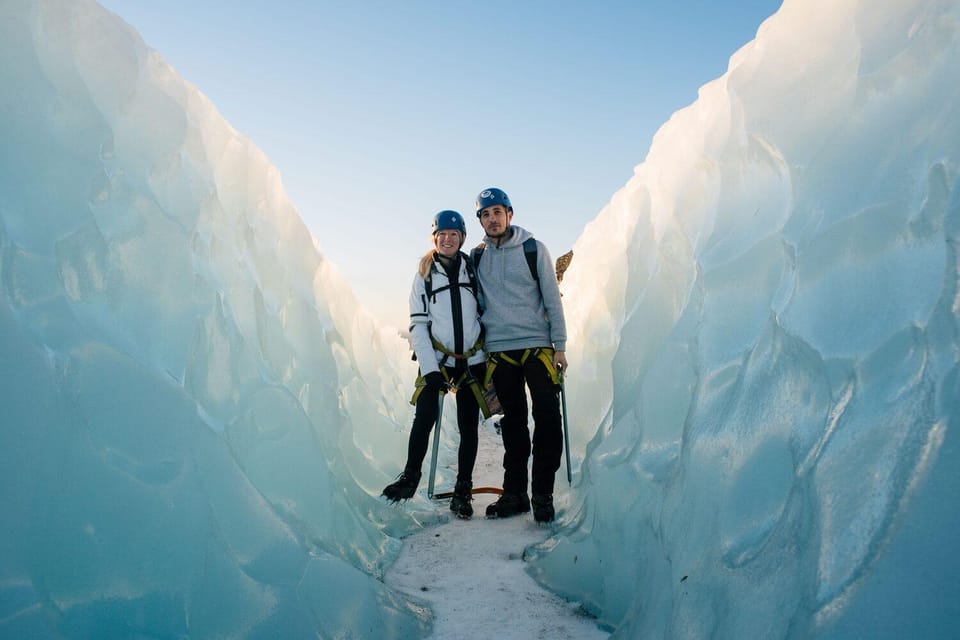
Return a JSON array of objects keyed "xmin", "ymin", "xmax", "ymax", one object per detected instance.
[{"xmin": 408, "ymin": 271, "xmax": 439, "ymax": 375}]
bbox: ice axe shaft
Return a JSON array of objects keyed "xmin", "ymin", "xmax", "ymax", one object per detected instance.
[
  {"xmin": 560, "ymin": 374, "xmax": 572, "ymax": 485},
  {"xmin": 427, "ymin": 390, "xmax": 446, "ymax": 498}
]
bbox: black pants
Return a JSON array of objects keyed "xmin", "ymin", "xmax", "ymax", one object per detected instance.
[
  {"xmin": 404, "ymin": 362, "xmax": 486, "ymax": 485},
  {"xmin": 491, "ymin": 350, "xmax": 563, "ymax": 496}
]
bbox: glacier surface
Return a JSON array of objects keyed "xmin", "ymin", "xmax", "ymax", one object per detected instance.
[{"xmin": 1, "ymin": 0, "xmax": 958, "ymax": 638}]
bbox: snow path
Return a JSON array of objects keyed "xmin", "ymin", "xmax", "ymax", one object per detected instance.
[{"xmin": 384, "ymin": 419, "xmax": 610, "ymax": 639}]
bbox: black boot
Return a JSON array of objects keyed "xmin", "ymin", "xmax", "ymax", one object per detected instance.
[
  {"xmin": 382, "ymin": 470, "xmax": 421, "ymax": 502},
  {"xmin": 532, "ymin": 494, "xmax": 555, "ymax": 523},
  {"xmin": 485, "ymin": 492, "xmax": 531, "ymax": 518},
  {"xmin": 449, "ymin": 480, "xmax": 473, "ymax": 519}
]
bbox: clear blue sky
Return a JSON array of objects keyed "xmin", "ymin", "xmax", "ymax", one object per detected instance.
[{"xmin": 98, "ymin": 1, "xmax": 783, "ymax": 329}]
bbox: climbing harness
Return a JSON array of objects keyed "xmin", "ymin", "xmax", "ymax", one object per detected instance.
[
  {"xmin": 483, "ymin": 347, "xmax": 561, "ymax": 388},
  {"xmin": 410, "ymin": 365, "xmax": 492, "ymax": 420}
]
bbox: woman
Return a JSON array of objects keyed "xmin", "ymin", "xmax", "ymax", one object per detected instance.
[{"xmin": 381, "ymin": 210, "xmax": 488, "ymax": 518}]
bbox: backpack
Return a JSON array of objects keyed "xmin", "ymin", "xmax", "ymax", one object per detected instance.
[{"xmin": 470, "ymin": 237, "xmax": 539, "ymax": 283}]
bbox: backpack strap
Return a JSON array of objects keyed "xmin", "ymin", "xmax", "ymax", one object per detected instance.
[
  {"xmin": 424, "ymin": 252, "xmax": 478, "ymax": 302},
  {"xmin": 470, "ymin": 244, "xmax": 485, "ymax": 271},
  {"xmin": 463, "ymin": 252, "xmax": 478, "ymax": 297},
  {"xmin": 522, "ymin": 237, "xmax": 539, "ymax": 283},
  {"xmin": 472, "ymin": 239, "xmax": 539, "ymax": 282}
]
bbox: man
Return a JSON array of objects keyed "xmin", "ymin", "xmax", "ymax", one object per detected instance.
[{"xmin": 472, "ymin": 187, "xmax": 567, "ymax": 523}]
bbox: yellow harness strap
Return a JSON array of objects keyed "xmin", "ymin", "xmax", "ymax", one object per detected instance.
[
  {"xmin": 484, "ymin": 347, "xmax": 560, "ymax": 387},
  {"xmin": 410, "ymin": 367, "xmax": 492, "ymax": 419},
  {"xmin": 430, "ymin": 334, "xmax": 484, "ymax": 361}
]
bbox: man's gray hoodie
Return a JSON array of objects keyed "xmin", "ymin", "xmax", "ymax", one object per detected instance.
[{"xmin": 474, "ymin": 225, "xmax": 567, "ymax": 354}]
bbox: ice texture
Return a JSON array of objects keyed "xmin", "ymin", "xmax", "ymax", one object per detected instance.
[
  {"xmin": 530, "ymin": 0, "xmax": 960, "ymax": 637},
  {"xmin": 0, "ymin": 0, "xmax": 429, "ymax": 637},
  {"xmin": 2, "ymin": 0, "xmax": 959, "ymax": 638}
]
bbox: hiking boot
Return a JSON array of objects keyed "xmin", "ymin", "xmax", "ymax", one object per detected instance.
[
  {"xmin": 449, "ymin": 480, "xmax": 473, "ymax": 519},
  {"xmin": 532, "ymin": 494, "xmax": 555, "ymax": 523},
  {"xmin": 485, "ymin": 492, "xmax": 530, "ymax": 518},
  {"xmin": 382, "ymin": 471, "xmax": 421, "ymax": 502}
]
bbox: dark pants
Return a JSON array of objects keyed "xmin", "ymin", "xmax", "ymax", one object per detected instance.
[
  {"xmin": 405, "ymin": 362, "xmax": 486, "ymax": 485},
  {"xmin": 491, "ymin": 350, "xmax": 563, "ymax": 496}
]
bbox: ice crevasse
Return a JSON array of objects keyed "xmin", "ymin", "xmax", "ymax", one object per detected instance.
[{"xmin": 0, "ymin": 0, "xmax": 959, "ymax": 638}]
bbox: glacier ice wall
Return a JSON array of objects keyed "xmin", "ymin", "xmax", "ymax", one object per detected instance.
[
  {"xmin": 0, "ymin": 0, "xmax": 429, "ymax": 637},
  {"xmin": 4, "ymin": 0, "xmax": 960, "ymax": 637},
  {"xmin": 533, "ymin": 0, "xmax": 960, "ymax": 637}
]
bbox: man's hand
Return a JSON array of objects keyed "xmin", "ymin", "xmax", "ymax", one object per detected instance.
[{"xmin": 553, "ymin": 351, "xmax": 568, "ymax": 375}]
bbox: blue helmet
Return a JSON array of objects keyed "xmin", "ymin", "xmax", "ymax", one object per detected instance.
[
  {"xmin": 432, "ymin": 209, "xmax": 466, "ymax": 235},
  {"xmin": 475, "ymin": 187, "xmax": 512, "ymax": 217}
]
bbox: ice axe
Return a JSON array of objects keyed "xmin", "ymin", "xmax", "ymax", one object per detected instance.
[
  {"xmin": 560, "ymin": 370, "xmax": 572, "ymax": 485},
  {"xmin": 426, "ymin": 389, "xmax": 446, "ymax": 499}
]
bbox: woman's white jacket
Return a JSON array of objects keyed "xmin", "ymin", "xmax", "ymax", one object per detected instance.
[{"xmin": 408, "ymin": 252, "xmax": 485, "ymax": 374}]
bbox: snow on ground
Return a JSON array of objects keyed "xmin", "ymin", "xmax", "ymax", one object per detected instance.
[{"xmin": 384, "ymin": 418, "xmax": 610, "ymax": 640}]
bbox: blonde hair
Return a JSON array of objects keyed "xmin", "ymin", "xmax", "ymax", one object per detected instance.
[{"xmin": 418, "ymin": 250, "xmax": 435, "ymax": 278}]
